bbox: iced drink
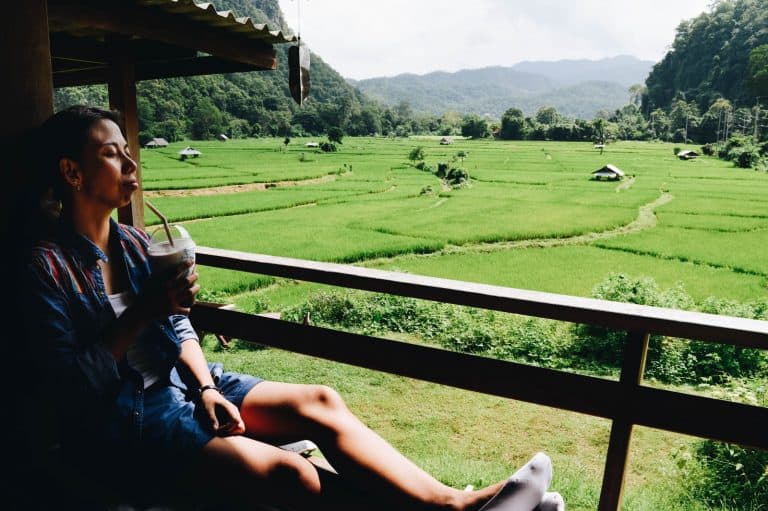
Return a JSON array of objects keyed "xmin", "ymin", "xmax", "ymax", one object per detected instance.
[{"xmin": 148, "ymin": 224, "xmax": 196, "ymax": 277}]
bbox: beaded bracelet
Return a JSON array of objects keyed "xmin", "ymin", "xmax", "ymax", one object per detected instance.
[{"xmin": 198, "ymin": 384, "xmax": 221, "ymax": 398}]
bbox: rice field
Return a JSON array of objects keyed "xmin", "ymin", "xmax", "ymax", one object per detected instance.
[
  {"xmin": 140, "ymin": 137, "xmax": 768, "ymax": 302},
  {"xmin": 140, "ymin": 136, "xmax": 767, "ymax": 510}
]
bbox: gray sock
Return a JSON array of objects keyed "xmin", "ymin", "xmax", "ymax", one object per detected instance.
[
  {"xmin": 535, "ymin": 492, "xmax": 565, "ymax": 511},
  {"xmin": 479, "ymin": 452, "xmax": 552, "ymax": 511}
]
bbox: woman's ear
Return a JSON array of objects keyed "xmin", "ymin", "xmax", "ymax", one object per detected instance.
[{"xmin": 59, "ymin": 157, "xmax": 81, "ymax": 190}]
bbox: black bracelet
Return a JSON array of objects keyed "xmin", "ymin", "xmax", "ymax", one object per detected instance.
[{"xmin": 198, "ymin": 384, "xmax": 221, "ymax": 398}]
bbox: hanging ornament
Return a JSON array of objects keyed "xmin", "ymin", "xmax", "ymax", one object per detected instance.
[{"xmin": 288, "ymin": 0, "xmax": 310, "ymax": 105}]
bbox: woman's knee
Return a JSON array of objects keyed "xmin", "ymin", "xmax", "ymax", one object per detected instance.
[
  {"xmin": 298, "ymin": 384, "xmax": 347, "ymax": 417},
  {"xmin": 259, "ymin": 451, "xmax": 322, "ymax": 494}
]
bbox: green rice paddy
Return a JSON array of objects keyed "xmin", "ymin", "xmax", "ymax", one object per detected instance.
[{"xmin": 140, "ymin": 136, "xmax": 767, "ymax": 510}]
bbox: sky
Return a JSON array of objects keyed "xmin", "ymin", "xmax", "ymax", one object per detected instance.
[{"xmin": 277, "ymin": 0, "xmax": 713, "ymax": 80}]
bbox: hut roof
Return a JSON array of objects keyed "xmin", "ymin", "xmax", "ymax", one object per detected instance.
[
  {"xmin": 305, "ymin": 142, "xmax": 319, "ymax": 147},
  {"xmin": 217, "ymin": 133, "xmax": 229, "ymax": 141},
  {"xmin": 146, "ymin": 137, "xmax": 169, "ymax": 147},
  {"xmin": 440, "ymin": 136, "xmax": 453, "ymax": 145},
  {"xmin": 179, "ymin": 146, "xmax": 201, "ymax": 156},
  {"xmin": 592, "ymin": 164, "xmax": 625, "ymax": 177},
  {"xmin": 677, "ymin": 150, "xmax": 699, "ymax": 159}
]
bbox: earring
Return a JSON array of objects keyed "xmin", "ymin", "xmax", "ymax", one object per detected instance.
[{"xmin": 76, "ymin": 183, "xmax": 82, "ymax": 192}]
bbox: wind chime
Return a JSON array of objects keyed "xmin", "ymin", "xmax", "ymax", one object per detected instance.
[{"xmin": 288, "ymin": 0, "xmax": 310, "ymax": 105}]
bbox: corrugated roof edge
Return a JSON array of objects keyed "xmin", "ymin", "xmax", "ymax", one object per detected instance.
[{"xmin": 139, "ymin": 0, "xmax": 297, "ymax": 44}]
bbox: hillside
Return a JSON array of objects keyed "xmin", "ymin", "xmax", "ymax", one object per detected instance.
[
  {"xmin": 352, "ymin": 56, "xmax": 653, "ymax": 119},
  {"xmin": 644, "ymin": 0, "xmax": 768, "ymax": 111}
]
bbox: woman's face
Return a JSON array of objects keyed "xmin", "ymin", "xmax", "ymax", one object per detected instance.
[{"xmin": 74, "ymin": 119, "xmax": 139, "ymax": 210}]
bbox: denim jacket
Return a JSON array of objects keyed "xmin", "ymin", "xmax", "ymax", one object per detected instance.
[{"xmin": 23, "ymin": 218, "xmax": 198, "ymax": 449}]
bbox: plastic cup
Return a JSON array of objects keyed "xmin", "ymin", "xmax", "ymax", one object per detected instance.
[{"xmin": 148, "ymin": 224, "xmax": 196, "ymax": 277}]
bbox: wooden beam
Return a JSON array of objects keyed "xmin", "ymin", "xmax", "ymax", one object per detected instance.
[
  {"xmin": 107, "ymin": 36, "xmax": 145, "ymax": 228},
  {"xmin": 53, "ymin": 56, "xmax": 260, "ymax": 88},
  {"xmin": 190, "ymin": 306, "xmax": 768, "ymax": 450},
  {"xmin": 48, "ymin": 1, "xmax": 277, "ymax": 70},
  {"xmin": 194, "ymin": 247, "xmax": 768, "ymax": 348},
  {"xmin": 598, "ymin": 331, "xmax": 649, "ymax": 511}
]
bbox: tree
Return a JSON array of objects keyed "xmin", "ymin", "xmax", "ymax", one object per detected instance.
[
  {"xmin": 535, "ymin": 106, "xmax": 559, "ymax": 126},
  {"xmin": 499, "ymin": 107, "xmax": 527, "ymax": 140},
  {"xmin": 190, "ymin": 98, "xmax": 225, "ymax": 139},
  {"xmin": 408, "ymin": 146, "xmax": 425, "ymax": 163},
  {"xmin": 460, "ymin": 115, "xmax": 489, "ymax": 139},
  {"xmin": 328, "ymin": 127, "xmax": 344, "ymax": 144},
  {"xmin": 628, "ymin": 84, "xmax": 646, "ymax": 107},
  {"xmin": 747, "ymin": 44, "xmax": 768, "ymax": 97}
]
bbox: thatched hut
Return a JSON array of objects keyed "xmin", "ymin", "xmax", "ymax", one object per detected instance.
[
  {"xmin": 677, "ymin": 150, "xmax": 699, "ymax": 160},
  {"xmin": 591, "ymin": 164, "xmax": 625, "ymax": 181},
  {"xmin": 179, "ymin": 146, "xmax": 201, "ymax": 161},
  {"xmin": 144, "ymin": 137, "xmax": 169, "ymax": 148}
]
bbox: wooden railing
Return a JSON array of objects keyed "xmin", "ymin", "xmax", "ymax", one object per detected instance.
[{"xmin": 191, "ymin": 246, "xmax": 768, "ymax": 511}]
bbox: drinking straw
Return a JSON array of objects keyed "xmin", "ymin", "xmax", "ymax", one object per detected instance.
[{"xmin": 144, "ymin": 199, "xmax": 175, "ymax": 247}]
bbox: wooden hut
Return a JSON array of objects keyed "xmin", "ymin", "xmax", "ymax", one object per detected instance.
[
  {"xmin": 179, "ymin": 146, "xmax": 202, "ymax": 160},
  {"xmin": 145, "ymin": 137, "xmax": 169, "ymax": 148},
  {"xmin": 677, "ymin": 150, "xmax": 699, "ymax": 160},
  {"xmin": 591, "ymin": 164, "xmax": 625, "ymax": 181}
]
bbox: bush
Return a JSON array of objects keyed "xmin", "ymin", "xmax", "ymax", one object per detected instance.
[
  {"xmin": 701, "ymin": 143, "xmax": 716, "ymax": 156},
  {"xmin": 673, "ymin": 146, "xmax": 681, "ymax": 155},
  {"xmin": 436, "ymin": 162, "xmax": 449, "ymax": 177},
  {"xmin": 678, "ymin": 441, "xmax": 768, "ymax": 510},
  {"xmin": 570, "ymin": 273, "xmax": 766, "ymax": 383},
  {"xmin": 320, "ymin": 141, "xmax": 337, "ymax": 152},
  {"xmin": 408, "ymin": 146, "xmax": 425, "ymax": 162}
]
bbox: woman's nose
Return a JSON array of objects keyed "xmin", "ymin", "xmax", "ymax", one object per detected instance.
[{"xmin": 123, "ymin": 154, "xmax": 137, "ymax": 173}]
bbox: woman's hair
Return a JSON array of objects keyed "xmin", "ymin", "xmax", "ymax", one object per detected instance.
[{"xmin": 36, "ymin": 105, "xmax": 124, "ymax": 201}]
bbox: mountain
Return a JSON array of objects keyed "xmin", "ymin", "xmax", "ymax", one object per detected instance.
[
  {"xmin": 511, "ymin": 55, "xmax": 653, "ymax": 87},
  {"xmin": 352, "ymin": 56, "xmax": 654, "ymax": 119}
]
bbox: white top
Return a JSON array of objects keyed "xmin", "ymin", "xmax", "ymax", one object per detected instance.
[{"xmin": 108, "ymin": 291, "xmax": 163, "ymax": 389}]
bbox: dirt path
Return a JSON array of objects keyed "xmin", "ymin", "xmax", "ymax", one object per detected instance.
[
  {"xmin": 442, "ymin": 192, "xmax": 673, "ymax": 255},
  {"xmin": 145, "ymin": 173, "xmax": 343, "ymax": 198},
  {"xmin": 616, "ymin": 176, "xmax": 635, "ymax": 191}
]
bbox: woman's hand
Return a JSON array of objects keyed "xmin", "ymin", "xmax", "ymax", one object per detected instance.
[
  {"xmin": 200, "ymin": 390, "xmax": 246, "ymax": 436},
  {"xmin": 140, "ymin": 261, "xmax": 200, "ymax": 317}
]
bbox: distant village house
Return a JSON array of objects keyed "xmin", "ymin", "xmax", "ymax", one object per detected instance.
[
  {"xmin": 179, "ymin": 146, "xmax": 201, "ymax": 161},
  {"xmin": 144, "ymin": 137, "xmax": 169, "ymax": 148},
  {"xmin": 677, "ymin": 150, "xmax": 699, "ymax": 160},
  {"xmin": 217, "ymin": 133, "xmax": 229, "ymax": 141},
  {"xmin": 305, "ymin": 141, "xmax": 319, "ymax": 148},
  {"xmin": 440, "ymin": 136, "xmax": 453, "ymax": 145},
  {"xmin": 591, "ymin": 164, "xmax": 625, "ymax": 181}
]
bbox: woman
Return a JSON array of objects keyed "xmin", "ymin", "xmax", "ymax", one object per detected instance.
[{"xmin": 22, "ymin": 105, "xmax": 564, "ymax": 511}]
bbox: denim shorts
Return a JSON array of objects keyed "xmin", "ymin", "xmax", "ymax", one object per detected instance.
[{"xmin": 140, "ymin": 364, "xmax": 263, "ymax": 457}]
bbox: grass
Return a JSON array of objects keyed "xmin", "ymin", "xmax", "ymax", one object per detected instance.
[{"xmin": 139, "ymin": 136, "xmax": 767, "ymax": 510}]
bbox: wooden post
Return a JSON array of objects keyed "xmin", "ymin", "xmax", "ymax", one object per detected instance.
[
  {"xmin": 598, "ymin": 330, "xmax": 650, "ymax": 510},
  {"xmin": 0, "ymin": 0, "xmax": 54, "ymax": 233},
  {"xmin": 107, "ymin": 35, "xmax": 145, "ymax": 228},
  {"xmin": 0, "ymin": 2, "xmax": 56, "ymax": 505}
]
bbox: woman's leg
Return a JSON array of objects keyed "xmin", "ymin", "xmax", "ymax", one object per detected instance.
[
  {"xmin": 195, "ymin": 434, "xmax": 365, "ymax": 511},
  {"xmin": 238, "ymin": 381, "xmax": 506, "ymax": 511}
]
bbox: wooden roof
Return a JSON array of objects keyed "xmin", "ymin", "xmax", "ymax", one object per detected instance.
[{"xmin": 48, "ymin": 0, "xmax": 296, "ymax": 87}]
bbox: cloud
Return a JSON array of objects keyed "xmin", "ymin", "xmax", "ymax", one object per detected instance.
[{"xmin": 278, "ymin": 0, "xmax": 711, "ymax": 79}]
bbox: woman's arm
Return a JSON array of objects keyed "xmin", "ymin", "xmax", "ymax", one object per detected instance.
[{"xmin": 179, "ymin": 339, "xmax": 245, "ymax": 435}]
